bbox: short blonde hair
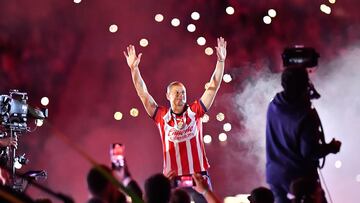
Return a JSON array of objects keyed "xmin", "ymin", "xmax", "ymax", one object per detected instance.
[{"xmin": 166, "ymin": 81, "xmax": 185, "ymax": 94}]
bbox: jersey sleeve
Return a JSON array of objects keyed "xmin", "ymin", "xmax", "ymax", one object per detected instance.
[
  {"xmin": 189, "ymin": 99, "xmax": 208, "ymax": 118},
  {"xmin": 152, "ymin": 105, "xmax": 167, "ymax": 123}
]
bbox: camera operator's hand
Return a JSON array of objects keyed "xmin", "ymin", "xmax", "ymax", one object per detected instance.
[
  {"xmin": 0, "ymin": 136, "xmax": 18, "ymax": 149},
  {"xmin": 328, "ymin": 138, "xmax": 341, "ymax": 154}
]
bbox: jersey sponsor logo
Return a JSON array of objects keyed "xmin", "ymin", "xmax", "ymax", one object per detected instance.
[{"xmin": 168, "ymin": 125, "xmax": 195, "ymax": 143}]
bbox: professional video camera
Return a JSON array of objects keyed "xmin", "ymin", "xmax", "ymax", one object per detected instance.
[
  {"xmin": 0, "ymin": 90, "xmax": 48, "ymax": 132},
  {"xmin": 282, "ymin": 46, "xmax": 321, "ymax": 99},
  {"xmin": 0, "ymin": 90, "xmax": 48, "ymax": 191},
  {"xmin": 282, "ymin": 46, "xmax": 320, "ymax": 68}
]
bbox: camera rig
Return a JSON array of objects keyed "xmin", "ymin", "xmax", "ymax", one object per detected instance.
[
  {"xmin": 282, "ymin": 46, "xmax": 320, "ymax": 68},
  {"xmin": 0, "ymin": 90, "xmax": 48, "ymax": 191},
  {"xmin": 282, "ymin": 46, "xmax": 321, "ymax": 100}
]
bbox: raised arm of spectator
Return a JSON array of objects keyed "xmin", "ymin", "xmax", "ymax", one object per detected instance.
[
  {"xmin": 124, "ymin": 45, "xmax": 157, "ymax": 117},
  {"xmin": 200, "ymin": 37, "xmax": 227, "ymax": 110},
  {"xmin": 192, "ymin": 173, "xmax": 221, "ymax": 203}
]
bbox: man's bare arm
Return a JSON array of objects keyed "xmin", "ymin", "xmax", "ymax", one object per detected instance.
[
  {"xmin": 200, "ymin": 37, "xmax": 227, "ymax": 110},
  {"xmin": 124, "ymin": 45, "xmax": 157, "ymax": 117}
]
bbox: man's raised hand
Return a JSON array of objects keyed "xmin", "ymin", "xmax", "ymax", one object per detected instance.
[
  {"xmin": 215, "ymin": 37, "xmax": 227, "ymax": 61},
  {"xmin": 123, "ymin": 45, "xmax": 142, "ymax": 70}
]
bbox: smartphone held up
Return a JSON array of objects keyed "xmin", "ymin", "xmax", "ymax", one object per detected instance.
[
  {"xmin": 175, "ymin": 175, "xmax": 195, "ymax": 187},
  {"xmin": 110, "ymin": 143, "xmax": 125, "ymax": 169}
]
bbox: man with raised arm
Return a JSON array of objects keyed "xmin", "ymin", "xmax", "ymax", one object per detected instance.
[{"xmin": 124, "ymin": 38, "xmax": 226, "ymax": 202}]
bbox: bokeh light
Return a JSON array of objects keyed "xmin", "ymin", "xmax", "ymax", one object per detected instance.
[
  {"xmin": 216, "ymin": 112, "xmax": 225, "ymax": 121},
  {"xmin": 223, "ymin": 123, "xmax": 232, "ymax": 132},
  {"xmin": 41, "ymin": 97, "xmax": 49, "ymax": 106},
  {"xmin": 130, "ymin": 108, "xmax": 139, "ymax": 117},
  {"xmin": 268, "ymin": 9, "xmax": 277, "ymax": 18},
  {"xmin": 263, "ymin": 16, "xmax": 272, "ymax": 24},
  {"xmin": 202, "ymin": 114, "xmax": 210, "ymax": 123},
  {"xmin": 187, "ymin": 24, "xmax": 196, "ymax": 32},
  {"xmin": 171, "ymin": 18, "xmax": 180, "ymax": 27},
  {"xmin": 197, "ymin": 37, "xmax": 206, "ymax": 46},
  {"xmin": 335, "ymin": 160, "xmax": 342, "ymax": 168},
  {"xmin": 109, "ymin": 24, "xmax": 118, "ymax": 33},
  {"xmin": 191, "ymin": 12, "xmax": 200, "ymax": 20},
  {"xmin": 204, "ymin": 135, "xmax": 212, "ymax": 144},
  {"xmin": 320, "ymin": 4, "xmax": 331, "ymax": 14},
  {"xmin": 219, "ymin": 133, "xmax": 227, "ymax": 142},
  {"xmin": 205, "ymin": 47, "xmax": 214, "ymax": 56},
  {"xmin": 155, "ymin": 14, "xmax": 164, "ymax": 22},
  {"xmin": 114, "ymin": 112, "xmax": 123, "ymax": 120},
  {"xmin": 223, "ymin": 74, "xmax": 232, "ymax": 83},
  {"xmin": 139, "ymin": 38, "xmax": 149, "ymax": 47},
  {"xmin": 226, "ymin": 6, "xmax": 235, "ymax": 15}
]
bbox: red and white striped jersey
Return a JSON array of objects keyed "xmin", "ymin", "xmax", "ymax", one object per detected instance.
[{"xmin": 152, "ymin": 99, "xmax": 210, "ymax": 176}]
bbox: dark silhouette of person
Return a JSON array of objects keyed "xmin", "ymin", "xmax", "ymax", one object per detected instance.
[
  {"xmin": 170, "ymin": 188, "xmax": 191, "ymax": 203},
  {"xmin": 248, "ymin": 187, "xmax": 274, "ymax": 203},
  {"xmin": 266, "ymin": 67, "xmax": 341, "ymax": 203},
  {"xmin": 86, "ymin": 164, "xmax": 126, "ymax": 203},
  {"xmin": 288, "ymin": 177, "xmax": 324, "ymax": 203},
  {"xmin": 144, "ymin": 173, "xmax": 171, "ymax": 203}
]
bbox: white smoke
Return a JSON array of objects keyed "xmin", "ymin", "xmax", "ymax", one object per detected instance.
[
  {"xmin": 312, "ymin": 46, "xmax": 360, "ymax": 203},
  {"xmin": 231, "ymin": 69, "xmax": 281, "ymax": 184}
]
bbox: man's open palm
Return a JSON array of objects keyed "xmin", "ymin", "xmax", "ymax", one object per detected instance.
[{"xmin": 124, "ymin": 45, "xmax": 142, "ymax": 69}]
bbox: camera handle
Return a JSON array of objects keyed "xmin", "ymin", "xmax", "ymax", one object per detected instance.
[{"xmin": 8, "ymin": 128, "xmax": 19, "ymax": 190}]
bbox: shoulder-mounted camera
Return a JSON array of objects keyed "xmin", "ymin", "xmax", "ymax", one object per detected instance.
[{"xmin": 282, "ymin": 46, "xmax": 320, "ymax": 68}]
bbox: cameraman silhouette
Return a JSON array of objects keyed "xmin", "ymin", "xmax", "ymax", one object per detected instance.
[{"xmin": 265, "ymin": 48, "xmax": 341, "ymax": 203}]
